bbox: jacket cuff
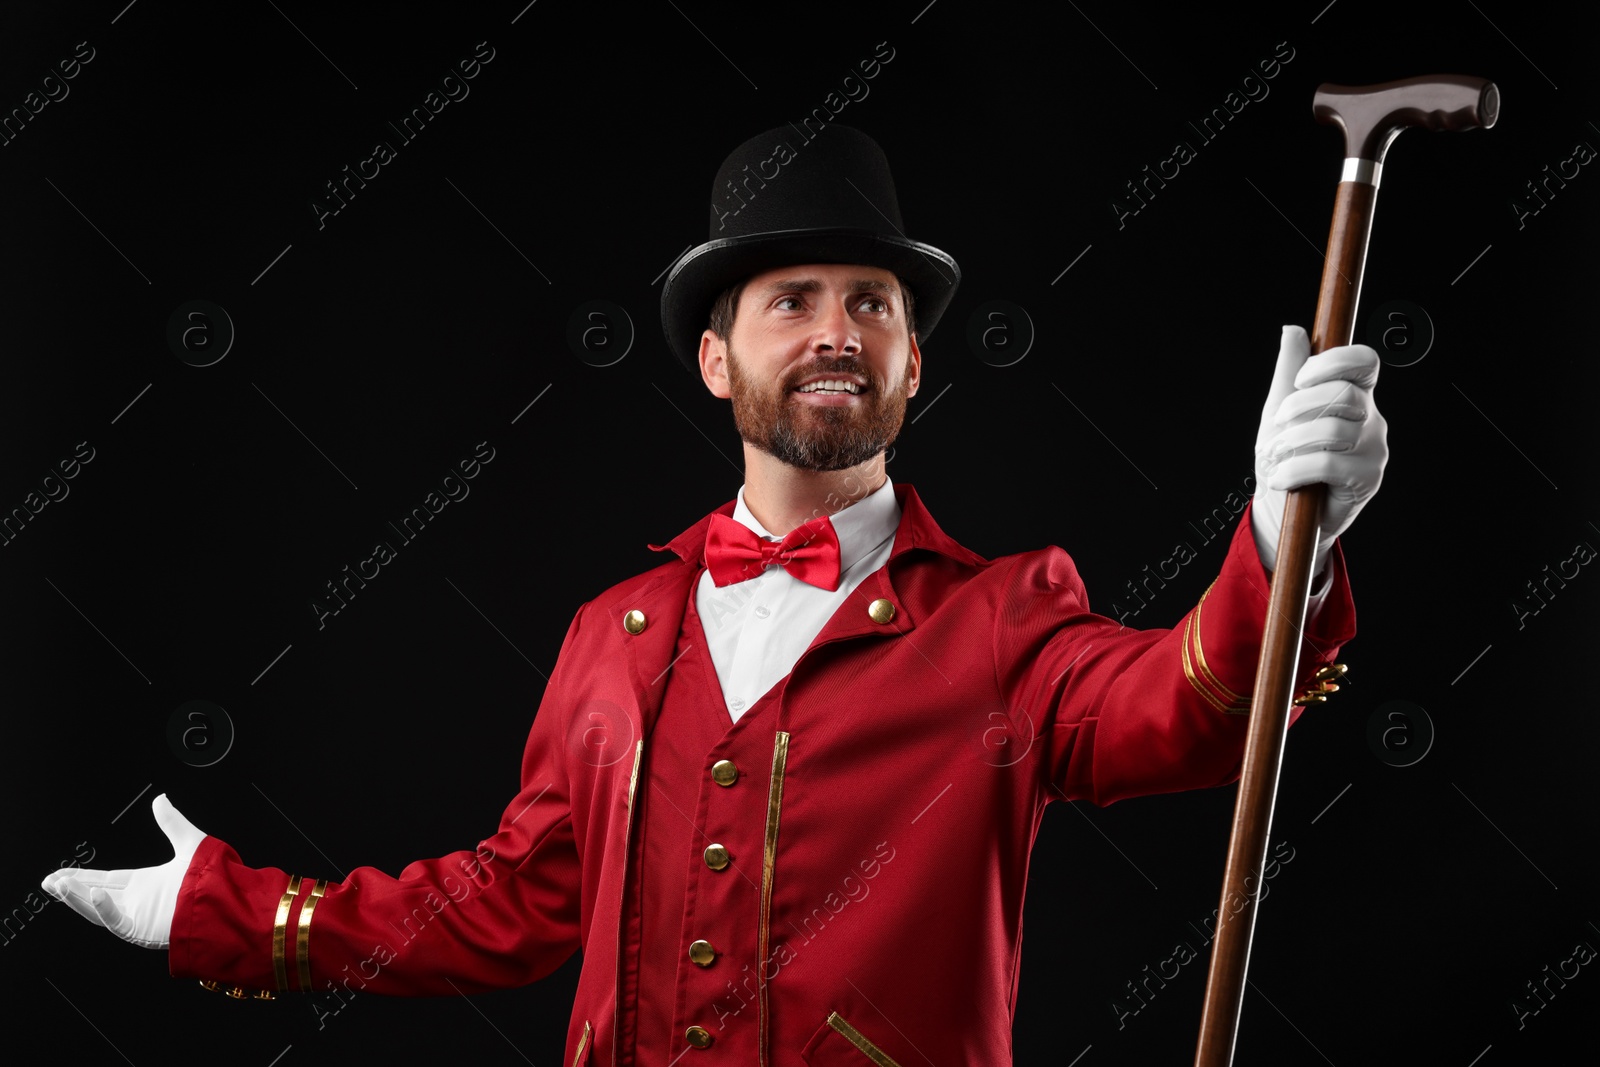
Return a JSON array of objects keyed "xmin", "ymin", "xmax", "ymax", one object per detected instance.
[
  {"xmin": 170, "ymin": 835, "xmax": 308, "ymax": 998},
  {"xmin": 1182, "ymin": 501, "xmax": 1356, "ymax": 718}
]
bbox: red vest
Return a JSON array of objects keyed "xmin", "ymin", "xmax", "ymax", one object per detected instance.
[{"xmin": 623, "ymin": 572, "xmax": 788, "ymax": 1062}]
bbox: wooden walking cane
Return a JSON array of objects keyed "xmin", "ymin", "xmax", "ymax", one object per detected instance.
[{"xmin": 1192, "ymin": 75, "xmax": 1498, "ymax": 1067}]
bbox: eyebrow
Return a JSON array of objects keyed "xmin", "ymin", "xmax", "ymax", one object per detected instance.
[{"xmin": 756, "ymin": 278, "xmax": 896, "ymax": 299}]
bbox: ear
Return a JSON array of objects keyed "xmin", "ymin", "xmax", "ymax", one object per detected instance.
[
  {"xmin": 904, "ymin": 333, "xmax": 922, "ymax": 398},
  {"xmin": 699, "ymin": 330, "xmax": 731, "ymax": 399}
]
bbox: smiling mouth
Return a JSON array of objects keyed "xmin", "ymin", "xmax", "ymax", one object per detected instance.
[{"xmin": 792, "ymin": 380, "xmax": 868, "ymax": 395}]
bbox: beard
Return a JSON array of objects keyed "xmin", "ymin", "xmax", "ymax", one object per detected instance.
[{"xmin": 725, "ymin": 346, "xmax": 911, "ymax": 472}]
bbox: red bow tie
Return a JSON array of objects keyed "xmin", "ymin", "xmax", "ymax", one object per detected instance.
[{"xmin": 704, "ymin": 512, "xmax": 842, "ymax": 591}]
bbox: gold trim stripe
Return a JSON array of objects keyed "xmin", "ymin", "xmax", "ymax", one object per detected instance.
[
  {"xmin": 1181, "ymin": 590, "xmax": 1249, "ymax": 717},
  {"xmin": 1191, "ymin": 583, "xmax": 1248, "ymax": 708},
  {"xmin": 271, "ymin": 875, "xmax": 303, "ymax": 993},
  {"xmin": 295, "ymin": 879, "xmax": 328, "ymax": 991},
  {"xmin": 626, "ymin": 739, "xmax": 642, "ymax": 815},
  {"xmin": 571, "ymin": 1019, "xmax": 591, "ymax": 1067},
  {"xmin": 758, "ymin": 731, "xmax": 790, "ymax": 1067},
  {"xmin": 826, "ymin": 1012, "xmax": 903, "ymax": 1067},
  {"xmin": 1182, "ymin": 613, "xmax": 1241, "ymax": 716}
]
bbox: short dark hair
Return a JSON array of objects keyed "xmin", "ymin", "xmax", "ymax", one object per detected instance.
[{"xmin": 707, "ymin": 277, "xmax": 918, "ymax": 342}]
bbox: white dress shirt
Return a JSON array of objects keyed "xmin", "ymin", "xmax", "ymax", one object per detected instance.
[{"xmin": 695, "ymin": 475, "xmax": 901, "ymax": 723}]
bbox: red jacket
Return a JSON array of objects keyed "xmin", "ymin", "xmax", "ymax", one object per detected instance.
[{"xmin": 170, "ymin": 483, "xmax": 1354, "ymax": 1065}]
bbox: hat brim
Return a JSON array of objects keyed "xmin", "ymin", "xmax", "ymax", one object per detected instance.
[{"xmin": 660, "ymin": 228, "xmax": 960, "ymax": 376}]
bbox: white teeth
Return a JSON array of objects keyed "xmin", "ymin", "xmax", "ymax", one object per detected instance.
[{"xmin": 796, "ymin": 379, "xmax": 862, "ymax": 394}]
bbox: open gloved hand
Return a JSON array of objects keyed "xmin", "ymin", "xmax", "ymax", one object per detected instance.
[
  {"xmin": 1251, "ymin": 325, "xmax": 1388, "ymax": 577},
  {"xmin": 40, "ymin": 793, "xmax": 206, "ymax": 950}
]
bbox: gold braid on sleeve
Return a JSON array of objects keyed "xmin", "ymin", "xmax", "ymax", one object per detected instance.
[
  {"xmin": 271, "ymin": 874, "xmax": 303, "ymax": 993},
  {"xmin": 1182, "ymin": 582, "xmax": 1251, "ymax": 716},
  {"xmin": 295, "ymin": 879, "xmax": 329, "ymax": 991}
]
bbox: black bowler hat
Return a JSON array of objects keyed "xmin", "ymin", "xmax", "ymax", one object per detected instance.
[{"xmin": 660, "ymin": 124, "xmax": 961, "ymax": 375}]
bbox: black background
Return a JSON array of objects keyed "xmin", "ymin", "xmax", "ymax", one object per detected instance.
[{"xmin": 3, "ymin": 1, "xmax": 1596, "ymax": 1064}]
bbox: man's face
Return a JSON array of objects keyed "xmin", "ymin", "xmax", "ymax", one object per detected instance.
[{"xmin": 699, "ymin": 263, "xmax": 921, "ymax": 472}]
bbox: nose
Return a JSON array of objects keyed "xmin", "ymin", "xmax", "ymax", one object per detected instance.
[{"xmin": 811, "ymin": 298, "xmax": 861, "ymax": 356}]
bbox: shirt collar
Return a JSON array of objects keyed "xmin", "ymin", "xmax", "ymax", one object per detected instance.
[
  {"xmin": 730, "ymin": 475, "xmax": 901, "ymax": 578},
  {"xmin": 647, "ymin": 480, "xmax": 987, "ymax": 572}
]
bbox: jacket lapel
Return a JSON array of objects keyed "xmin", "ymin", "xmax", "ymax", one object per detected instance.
[{"xmin": 796, "ymin": 482, "xmax": 988, "ymax": 657}]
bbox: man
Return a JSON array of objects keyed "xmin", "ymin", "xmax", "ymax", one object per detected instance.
[{"xmin": 42, "ymin": 126, "xmax": 1385, "ymax": 1065}]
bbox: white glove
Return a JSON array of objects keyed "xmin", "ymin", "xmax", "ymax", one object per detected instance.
[
  {"xmin": 1251, "ymin": 325, "xmax": 1388, "ymax": 577},
  {"xmin": 40, "ymin": 793, "xmax": 206, "ymax": 950}
]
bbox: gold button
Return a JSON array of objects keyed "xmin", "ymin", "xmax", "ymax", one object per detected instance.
[
  {"xmin": 867, "ymin": 598, "xmax": 896, "ymax": 624},
  {"xmin": 685, "ymin": 1025, "xmax": 714, "ymax": 1049},
  {"xmin": 688, "ymin": 939, "xmax": 716, "ymax": 966},
  {"xmin": 703, "ymin": 844, "xmax": 730, "ymax": 871},
  {"xmin": 623, "ymin": 609, "xmax": 647, "ymax": 635},
  {"xmin": 711, "ymin": 759, "xmax": 738, "ymax": 786}
]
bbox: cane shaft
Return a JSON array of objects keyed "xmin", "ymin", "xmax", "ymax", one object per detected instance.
[
  {"xmin": 1193, "ymin": 178, "xmax": 1376, "ymax": 1067},
  {"xmin": 1312, "ymin": 181, "xmax": 1378, "ymax": 353}
]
